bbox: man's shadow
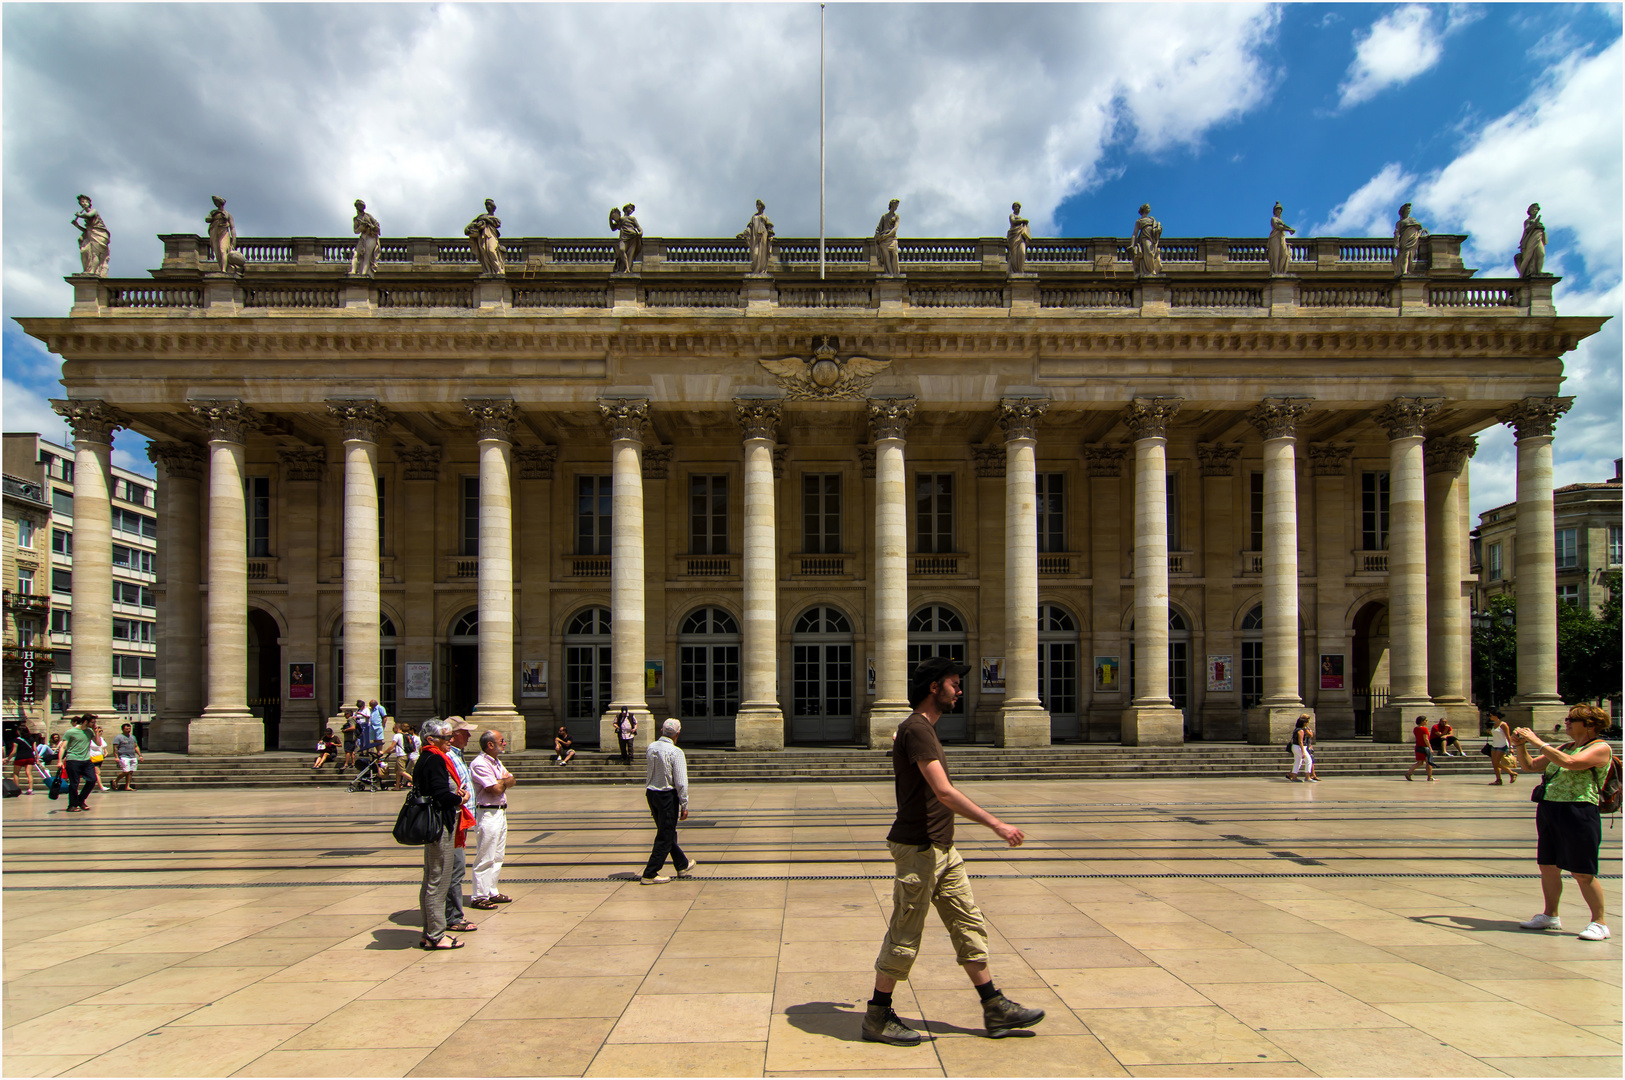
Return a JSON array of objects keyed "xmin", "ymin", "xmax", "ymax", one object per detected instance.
[
  {"xmin": 784, "ymin": 1002, "xmax": 1023, "ymax": 1041},
  {"xmin": 1411, "ymin": 914, "xmax": 1526, "ymax": 934}
]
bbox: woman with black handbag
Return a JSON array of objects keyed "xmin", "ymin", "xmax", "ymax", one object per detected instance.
[
  {"xmin": 1512, "ymin": 704, "xmax": 1614, "ymax": 942},
  {"xmin": 410, "ymin": 719, "xmax": 472, "ymax": 950}
]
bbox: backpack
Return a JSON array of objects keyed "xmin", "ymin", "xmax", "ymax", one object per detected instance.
[{"xmin": 1596, "ymin": 758, "xmax": 1622, "ymax": 815}]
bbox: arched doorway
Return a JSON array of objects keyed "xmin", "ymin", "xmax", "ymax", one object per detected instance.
[
  {"xmin": 1351, "ymin": 600, "xmax": 1389, "ymax": 736},
  {"xmin": 440, "ymin": 610, "xmax": 478, "ymax": 720},
  {"xmin": 247, "ymin": 609, "xmax": 281, "ymax": 747},
  {"xmin": 333, "ymin": 614, "xmax": 399, "ymax": 719},
  {"xmin": 908, "ymin": 603, "xmax": 968, "ymax": 742},
  {"xmin": 678, "ymin": 607, "xmax": 739, "ymax": 744},
  {"xmin": 1038, "ymin": 604, "xmax": 1080, "ymax": 741},
  {"xmin": 1129, "ymin": 609, "xmax": 1193, "ymax": 731},
  {"xmin": 791, "ymin": 605, "xmax": 855, "ymax": 744},
  {"xmin": 1240, "ymin": 605, "xmax": 1265, "ymax": 711},
  {"xmin": 563, "ymin": 606, "xmax": 610, "ymax": 745}
]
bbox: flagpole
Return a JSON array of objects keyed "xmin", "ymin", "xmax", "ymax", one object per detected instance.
[{"xmin": 819, "ymin": 2, "xmax": 826, "ymax": 282}]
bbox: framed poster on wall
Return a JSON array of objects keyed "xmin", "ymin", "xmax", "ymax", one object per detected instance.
[
  {"xmin": 980, "ymin": 657, "xmax": 1005, "ymax": 693},
  {"xmin": 646, "ymin": 660, "xmax": 664, "ymax": 698},
  {"xmin": 404, "ymin": 662, "xmax": 432, "ymax": 699},
  {"xmin": 520, "ymin": 659, "xmax": 548, "ymax": 698},
  {"xmin": 287, "ymin": 662, "xmax": 315, "ymax": 700},
  {"xmin": 1094, "ymin": 656, "xmax": 1120, "ymax": 693},
  {"xmin": 1207, "ymin": 655, "xmax": 1233, "ymax": 692},
  {"xmin": 1320, "ymin": 654, "xmax": 1345, "ymax": 690}
]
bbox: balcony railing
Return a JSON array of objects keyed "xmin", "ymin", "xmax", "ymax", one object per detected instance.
[
  {"xmin": 1037, "ymin": 553, "xmax": 1074, "ymax": 576},
  {"xmin": 682, "ymin": 555, "xmax": 734, "ymax": 577},
  {"xmin": 793, "ymin": 554, "xmax": 849, "ymax": 577},
  {"xmin": 568, "ymin": 555, "xmax": 610, "ymax": 579},
  {"xmin": 2, "ymin": 590, "xmax": 50, "ymax": 614},
  {"xmin": 1355, "ymin": 551, "xmax": 1389, "ymax": 574},
  {"xmin": 442, "ymin": 556, "xmax": 479, "ymax": 580},
  {"xmin": 913, "ymin": 553, "xmax": 964, "ymax": 576},
  {"xmin": 1168, "ymin": 551, "xmax": 1195, "ymax": 575}
]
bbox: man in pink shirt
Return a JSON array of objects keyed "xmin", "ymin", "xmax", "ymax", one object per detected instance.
[{"xmin": 467, "ymin": 729, "xmax": 516, "ymax": 910}]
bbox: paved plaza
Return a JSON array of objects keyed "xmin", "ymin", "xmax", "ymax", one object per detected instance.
[{"xmin": 2, "ymin": 775, "xmax": 1620, "ymax": 1078}]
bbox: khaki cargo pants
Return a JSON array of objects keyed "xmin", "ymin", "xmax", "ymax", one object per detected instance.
[{"xmin": 874, "ymin": 841, "xmax": 989, "ymax": 981}]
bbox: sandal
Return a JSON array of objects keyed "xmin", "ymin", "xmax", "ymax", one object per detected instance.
[
  {"xmin": 490, "ymin": 894, "xmax": 514, "ymax": 904},
  {"xmin": 468, "ymin": 898, "xmax": 499, "ymax": 910},
  {"xmin": 419, "ymin": 936, "xmax": 464, "ymax": 950},
  {"xmin": 446, "ymin": 920, "xmax": 479, "ymax": 932}
]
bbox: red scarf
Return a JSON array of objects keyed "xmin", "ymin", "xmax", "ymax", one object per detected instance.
[{"xmin": 420, "ymin": 743, "xmax": 476, "ymax": 847}]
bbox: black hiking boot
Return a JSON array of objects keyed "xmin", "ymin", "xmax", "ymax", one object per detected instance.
[
  {"xmin": 861, "ymin": 1003, "xmax": 923, "ymax": 1046},
  {"xmin": 982, "ymin": 991, "xmax": 1045, "ymax": 1037}
]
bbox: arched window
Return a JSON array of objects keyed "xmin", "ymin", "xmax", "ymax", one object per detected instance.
[
  {"xmin": 1241, "ymin": 604, "xmax": 1264, "ymax": 709},
  {"xmin": 333, "ymin": 613, "xmax": 399, "ymax": 717},
  {"xmin": 1038, "ymin": 604, "xmax": 1079, "ymax": 740},
  {"xmin": 792, "ymin": 606, "xmax": 855, "ymax": 743},
  {"xmin": 563, "ymin": 606, "xmax": 611, "ymax": 743},
  {"xmin": 908, "ymin": 604, "xmax": 968, "ymax": 739},
  {"xmin": 452, "ymin": 611, "xmax": 478, "ymax": 639},
  {"xmin": 679, "ymin": 607, "xmax": 739, "ymax": 742}
]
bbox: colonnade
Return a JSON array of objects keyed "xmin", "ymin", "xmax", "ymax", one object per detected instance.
[{"xmin": 52, "ymin": 391, "xmax": 1575, "ymax": 754}]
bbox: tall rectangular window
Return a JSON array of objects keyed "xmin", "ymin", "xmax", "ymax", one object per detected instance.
[
  {"xmin": 1249, "ymin": 471, "xmax": 1265, "ymax": 550},
  {"xmin": 1558, "ymin": 584, "xmax": 1581, "ymax": 607},
  {"xmin": 51, "ymin": 609, "xmax": 70, "ymax": 634},
  {"xmin": 576, "ymin": 476, "xmax": 612, "ymax": 556},
  {"xmin": 1037, "ymin": 473, "xmax": 1065, "ymax": 553},
  {"xmin": 1611, "ymin": 525, "xmax": 1622, "ymax": 567},
  {"xmin": 1361, "ymin": 471, "xmax": 1391, "ymax": 551},
  {"xmin": 16, "ymin": 518, "xmax": 34, "ymax": 549},
  {"xmin": 51, "ymin": 489, "xmax": 73, "ymax": 517},
  {"xmin": 461, "ymin": 476, "xmax": 480, "ymax": 556},
  {"xmin": 245, "ymin": 477, "xmax": 270, "ymax": 557},
  {"xmin": 1488, "ymin": 543, "xmax": 1503, "ymax": 581},
  {"xmin": 52, "ymin": 569, "xmax": 71, "ymax": 595},
  {"xmin": 17, "ymin": 568, "xmax": 34, "ymax": 595},
  {"xmin": 802, "ymin": 474, "xmax": 841, "ymax": 554},
  {"xmin": 916, "ymin": 473, "xmax": 954, "ymax": 554},
  {"xmin": 51, "ymin": 528, "xmax": 71, "ymax": 554},
  {"xmin": 1555, "ymin": 527, "xmax": 1579, "ymax": 570},
  {"xmin": 1166, "ymin": 472, "xmax": 1182, "ymax": 551},
  {"xmin": 689, "ymin": 475, "xmax": 729, "ymax": 555}
]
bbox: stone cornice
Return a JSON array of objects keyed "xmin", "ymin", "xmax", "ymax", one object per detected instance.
[
  {"xmin": 465, "ymin": 398, "xmax": 515, "ymax": 443},
  {"xmin": 1196, "ymin": 443, "xmax": 1241, "ymax": 477},
  {"xmin": 512, "ymin": 445, "xmax": 557, "ymax": 481},
  {"xmin": 1425, "ymin": 435, "xmax": 1478, "ymax": 475},
  {"xmin": 279, "ymin": 447, "xmax": 327, "ymax": 482},
  {"xmin": 1374, "ymin": 396, "xmax": 1444, "ymax": 440},
  {"xmin": 188, "ymin": 399, "xmax": 261, "ymax": 444},
  {"xmin": 51, "ymin": 398, "xmax": 129, "ymax": 445},
  {"xmin": 325, "ymin": 398, "xmax": 387, "ymax": 443},
  {"xmin": 733, "ymin": 397, "xmax": 783, "ymax": 442},
  {"xmin": 997, "ymin": 397, "xmax": 1049, "ymax": 442},
  {"xmin": 1123, "ymin": 397, "xmax": 1182, "ymax": 441},
  {"xmin": 599, "ymin": 397, "xmax": 650, "ymax": 443},
  {"xmin": 1245, "ymin": 397, "xmax": 1311, "ymax": 441},
  {"xmin": 1499, "ymin": 395, "xmax": 1574, "ymax": 440},
  {"xmin": 147, "ymin": 440, "xmax": 205, "ymax": 480},
  {"xmin": 1306, "ymin": 444, "xmax": 1354, "ymax": 476},
  {"xmin": 1083, "ymin": 445, "xmax": 1128, "ymax": 478},
  {"xmin": 867, "ymin": 397, "xmax": 917, "ymax": 443}
]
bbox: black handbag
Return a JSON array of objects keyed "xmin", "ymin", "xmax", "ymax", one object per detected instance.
[{"xmin": 393, "ymin": 789, "xmax": 444, "ymax": 845}]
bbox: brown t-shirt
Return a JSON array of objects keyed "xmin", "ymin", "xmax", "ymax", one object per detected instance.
[{"xmin": 887, "ymin": 712, "xmax": 954, "ymax": 847}]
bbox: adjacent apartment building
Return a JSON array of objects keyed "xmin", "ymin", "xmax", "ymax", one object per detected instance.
[
  {"xmin": 1474, "ymin": 458, "xmax": 1624, "ymax": 614},
  {"xmin": 2, "ymin": 433, "xmax": 159, "ymax": 739}
]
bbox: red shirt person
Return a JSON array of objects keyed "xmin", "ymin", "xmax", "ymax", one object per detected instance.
[{"xmin": 1406, "ymin": 716, "xmax": 1437, "ymax": 782}]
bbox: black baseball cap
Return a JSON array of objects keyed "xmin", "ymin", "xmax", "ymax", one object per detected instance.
[{"xmin": 908, "ymin": 655, "xmax": 972, "ymax": 704}]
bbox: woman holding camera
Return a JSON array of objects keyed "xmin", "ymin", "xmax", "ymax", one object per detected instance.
[{"xmin": 1513, "ymin": 704, "xmax": 1614, "ymax": 941}]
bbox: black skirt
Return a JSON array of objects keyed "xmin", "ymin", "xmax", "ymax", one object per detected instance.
[{"xmin": 1535, "ymin": 801, "xmax": 1602, "ymax": 876}]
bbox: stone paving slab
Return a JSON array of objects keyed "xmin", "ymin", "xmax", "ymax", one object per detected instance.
[{"xmin": 3, "ymin": 777, "xmax": 1620, "ymax": 1077}]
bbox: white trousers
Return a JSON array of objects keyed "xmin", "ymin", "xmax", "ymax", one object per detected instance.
[
  {"xmin": 472, "ymin": 806, "xmax": 507, "ymax": 899},
  {"xmin": 1291, "ymin": 744, "xmax": 1313, "ymax": 775}
]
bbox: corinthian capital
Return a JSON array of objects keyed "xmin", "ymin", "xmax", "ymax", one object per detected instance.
[
  {"xmin": 1306, "ymin": 443, "xmax": 1353, "ymax": 477},
  {"xmin": 1499, "ymin": 396, "xmax": 1574, "ymax": 441},
  {"xmin": 326, "ymin": 398, "xmax": 388, "ymax": 443},
  {"xmin": 997, "ymin": 396, "xmax": 1049, "ymax": 442},
  {"xmin": 1373, "ymin": 396, "xmax": 1443, "ymax": 440},
  {"xmin": 279, "ymin": 447, "xmax": 327, "ymax": 482},
  {"xmin": 1425, "ymin": 435, "xmax": 1478, "ymax": 475},
  {"xmin": 1196, "ymin": 443, "xmax": 1241, "ymax": 477},
  {"xmin": 734, "ymin": 397, "xmax": 783, "ymax": 442},
  {"xmin": 1245, "ymin": 397, "xmax": 1312, "ymax": 441},
  {"xmin": 867, "ymin": 396, "xmax": 916, "ymax": 442},
  {"xmin": 1122, "ymin": 397, "xmax": 1182, "ymax": 441},
  {"xmin": 1082, "ymin": 445, "xmax": 1128, "ymax": 477},
  {"xmin": 147, "ymin": 440, "xmax": 205, "ymax": 480},
  {"xmin": 512, "ymin": 445, "xmax": 557, "ymax": 481},
  {"xmin": 465, "ymin": 398, "xmax": 516, "ymax": 443},
  {"xmin": 599, "ymin": 397, "xmax": 650, "ymax": 443},
  {"xmin": 51, "ymin": 399, "xmax": 129, "ymax": 445},
  {"xmin": 188, "ymin": 399, "xmax": 261, "ymax": 444},
  {"xmin": 398, "ymin": 444, "xmax": 442, "ymax": 481}
]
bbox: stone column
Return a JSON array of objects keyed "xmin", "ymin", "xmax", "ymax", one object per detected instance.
[
  {"xmin": 50, "ymin": 400, "xmax": 127, "ymax": 723},
  {"xmin": 866, "ymin": 396, "xmax": 917, "ymax": 748},
  {"xmin": 1083, "ymin": 446, "xmax": 1127, "ymax": 740},
  {"xmin": 1308, "ymin": 444, "xmax": 1355, "ymax": 737},
  {"xmin": 1196, "ymin": 444, "xmax": 1242, "ymax": 740},
  {"xmin": 1371, "ymin": 397, "xmax": 1441, "ymax": 741},
  {"xmin": 599, "ymin": 397, "xmax": 655, "ymax": 750},
  {"xmin": 188, "ymin": 399, "xmax": 264, "ymax": 753},
  {"xmin": 1425, "ymin": 435, "xmax": 1479, "ymax": 727},
  {"xmin": 327, "ymin": 400, "xmax": 384, "ymax": 722},
  {"xmin": 466, "ymin": 399, "xmax": 525, "ymax": 751},
  {"xmin": 1500, "ymin": 396, "xmax": 1575, "ymax": 731},
  {"xmin": 734, "ymin": 395, "xmax": 787, "ymax": 749},
  {"xmin": 147, "ymin": 441, "xmax": 205, "ymax": 751},
  {"xmin": 1121, "ymin": 397, "xmax": 1184, "ymax": 745},
  {"xmin": 1245, "ymin": 398, "xmax": 1311, "ymax": 745},
  {"xmin": 997, "ymin": 396, "xmax": 1051, "ymax": 746}
]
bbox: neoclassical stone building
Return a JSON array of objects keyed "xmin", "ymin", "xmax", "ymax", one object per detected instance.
[{"xmin": 19, "ymin": 222, "xmax": 1604, "ymax": 754}]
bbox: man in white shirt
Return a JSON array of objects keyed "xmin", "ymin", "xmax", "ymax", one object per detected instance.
[
  {"xmin": 641, "ymin": 718, "xmax": 697, "ymax": 885},
  {"xmin": 468, "ymin": 729, "xmax": 516, "ymax": 910}
]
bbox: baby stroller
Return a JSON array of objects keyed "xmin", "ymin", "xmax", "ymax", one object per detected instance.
[{"xmin": 347, "ymin": 747, "xmax": 388, "ymax": 793}]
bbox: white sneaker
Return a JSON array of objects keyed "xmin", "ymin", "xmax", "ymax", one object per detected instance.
[
  {"xmin": 1520, "ymin": 913, "xmax": 1563, "ymax": 931},
  {"xmin": 676, "ymin": 858, "xmax": 698, "ymax": 878},
  {"xmin": 640, "ymin": 875, "xmax": 670, "ymax": 886},
  {"xmin": 1578, "ymin": 922, "xmax": 1611, "ymax": 941}
]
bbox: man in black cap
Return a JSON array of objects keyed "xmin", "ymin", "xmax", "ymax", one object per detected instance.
[{"xmin": 863, "ymin": 655, "xmax": 1044, "ymax": 1046}]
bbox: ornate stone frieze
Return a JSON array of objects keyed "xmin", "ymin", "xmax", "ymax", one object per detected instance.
[
  {"xmin": 758, "ymin": 337, "xmax": 892, "ymax": 400},
  {"xmin": 188, "ymin": 399, "xmax": 261, "ymax": 444},
  {"xmin": 465, "ymin": 398, "xmax": 515, "ymax": 442},
  {"xmin": 279, "ymin": 448, "xmax": 327, "ymax": 482},
  {"xmin": 772, "ymin": 446, "xmax": 788, "ymax": 480},
  {"xmin": 734, "ymin": 397, "xmax": 783, "ymax": 442},
  {"xmin": 1306, "ymin": 443, "xmax": 1354, "ymax": 476},
  {"xmin": 1245, "ymin": 397, "xmax": 1311, "ymax": 441},
  {"xmin": 1196, "ymin": 443, "xmax": 1241, "ymax": 477},
  {"xmin": 1499, "ymin": 395, "xmax": 1574, "ymax": 440},
  {"xmin": 147, "ymin": 440, "xmax": 205, "ymax": 480},
  {"xmin": 972, "ymin": 446, "xmax": 1005, "ymax": 478},
  {"xmin": 325, "ymin": 398, "xmax": 387, "ymax": 443},
  {"xmin": 1122, "ymin": 397, "xmax": 1182, "ymax": 441},
  {"xmin": 1082, "ymin": 445, "xmax": 1128, "ymax": 478},
  {"xmin": 866, "ymin": 396, "xmax": 916, "ymax": 443},
  {"xmin": 50, "ymin": 398, "xmax": 129, "ymax": 445},
  {"xmin": 642, "ymin": 445, "xmax": 672, "ymax": 481},
  {"xmin": 997, "ymin": 397, "xmax": 1049, "ymax": 442},
  {"xmin": 1424, "ymin": 435, "xmax": 1478, "ymax": 475},
  {"xmin": 398, "ymin": 444, "xmax": 443, "ymax": 481},
  {"xmin": 858, "ymin": 447, "xmax": 877, "ymax": 479},
  {"xmin": 1373, "ymin": 396, "xmax": 1443, "ymax": 440},
  {"xmin": 512, "ymin": 445, "xmax": 557, "ymax": 481},
  {"xmin": 599, "ymin": 397, "xmax": 650, "ymax": 443}
]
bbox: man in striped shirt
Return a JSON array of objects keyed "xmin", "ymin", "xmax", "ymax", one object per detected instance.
[{"xmin": 640, "ymin": 718, "xmax": 697, "ymax": 885}]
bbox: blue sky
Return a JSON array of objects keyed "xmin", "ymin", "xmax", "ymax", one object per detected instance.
[{"xmin": 4, "ymin": 3, "xmax": 1621, "ymax": 520}]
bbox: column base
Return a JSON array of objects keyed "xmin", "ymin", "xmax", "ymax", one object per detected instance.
[
  {"xmin": 1372, "ymin": 700, "xmax": 1434, "ymax": 743},
  {"xmin": 600, "ymin": 705, "xmax": 657, "ymax": 760},
  {"xmin": 735, "ymin": 703, "xmax": 785, "ymax": 750},
  {"xmin": 1501, "ymin": 702, "xmax": 1571, "ymax": 736},
  {"xmin": 1430, "ymin": 700, "xmax": 1483, "ymax": 730},
  {"xmin": 1312, "ymin": 707, "xmax": 1356, "ymax": 740},
  {"xmin": 469, "ymin": 709, "xmax": 527, "ymax": 753},
  {"xmin": 148, "ymin": 714, "xmax": 192, "ymax": 753},
  {"xmin": 1119, "ymin": 705, "xmax": 1184, "ymax": 746},
  {"xmin": 187, "ymin": 716, "xmax": 265, "ymax": 755},
  {"xmin": 1199, "ymin": 706, "xmax": 1245, "ymax": 741},
  {"xmin": 864, "ymin": 700, "xmax": 915, "ymax": 750},
  {"xmin": 1246, "ymin": 705, "xmax": 1312, "ymax": 746},
  {"xmin": 995, "ymin": 703, "xmax": 1051, "ymax": 747}
]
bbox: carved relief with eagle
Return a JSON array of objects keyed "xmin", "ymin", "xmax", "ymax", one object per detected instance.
[{"xmin": 757, "ymin": 336, "xmax": 891, "ymax": 399}]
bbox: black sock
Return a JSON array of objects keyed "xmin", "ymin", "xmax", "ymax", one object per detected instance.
[
  {"xmin": 976, "ymin": 981, "xmax": 999, "ymax": 1002},
  {"xmin": 869, "ymin": 989, "xmax": 893, "ymax": 1009}
]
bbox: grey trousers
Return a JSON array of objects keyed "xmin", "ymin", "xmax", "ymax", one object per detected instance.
[
  {"xmin": 445, "ymin": 846, "xmax": 466, "ymax": 922},
  {"xmin": 420, "ymin": 831, "xmax": 457, "ymax": 942}
]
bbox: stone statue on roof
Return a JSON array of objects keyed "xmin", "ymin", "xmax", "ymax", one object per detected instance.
[
  {"xmin": 1267, "ymin": 201, "xmax": 1297, "ymax": 275},
  {"xmin": 1131, "ymin": 203, "xmax": 1162, "ymax": 276},
  {"xmin": 875, "ymin": 198, "xmax": 901, "ymax": 277},
  {"xmin": 72, "ymin": 194, "xmax": 110, "ymax": 277},
  {"xmin": 1006, "ymin": 202, "xmax": 1031, "ymax": 273},
  {"xmin": 1515, "ymin": 203, "xmax": 1546, "ymax": 278},
  {"xmin": 1392, "ymin": 202, "xmax": 1427, "ymax": 276},
  {"xmin": 737, "ymin": 200, "xmax": 774, "ymax": 274},
  {"xmin": 350, "ymin": 199, "xmax": 381, "ymax": 277},
  {"xmin": 610, "ymin": 203, "xmax": 641, "ymax": 273},
  {"xmin": 465, "ymin": 198, "xmax": 504, "ymax": 277},
  {"xmin": 205, "ymin": 195, "xmax": 247, "ymax": 274}
]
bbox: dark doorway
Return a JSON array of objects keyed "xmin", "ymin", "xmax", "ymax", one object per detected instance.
[
  {"xmin": 449, "ymin": 644, "xmax": 478, "ymax": 718},
  {"xmin": 1351, "ymin": 601, "xmax": 1388, "ymax": 737},
  {"xmin": 247, "ymin": 609, "xmax": 282, "ymax": 748}
]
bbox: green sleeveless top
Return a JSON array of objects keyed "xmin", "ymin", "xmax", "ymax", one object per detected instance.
[{"xmin": 1543, "ymin": 741, "xmax": 1607, "ymax": 805}]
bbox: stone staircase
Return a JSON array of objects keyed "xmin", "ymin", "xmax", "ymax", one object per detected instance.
[{"xmin": 108, "ymin": 742, "xmax": 1506, "ymax": 790}]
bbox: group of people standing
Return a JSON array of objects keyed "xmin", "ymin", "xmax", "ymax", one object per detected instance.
[{"xmin": 5, "ymin": 715, "xmax": 143, "ymax": 803}]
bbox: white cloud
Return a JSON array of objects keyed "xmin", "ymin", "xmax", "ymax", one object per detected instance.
[
  {"xmin": 1339, "ymin": 4, "xmax": 1449, "ymax": 108},
  {"xmin": 1318, "ymin": 162, "xmax": 1417, "ymax": 236}
]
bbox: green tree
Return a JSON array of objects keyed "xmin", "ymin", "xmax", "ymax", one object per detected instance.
[
  {"xmin": 1472, "ymin": 594, "xmax": 1517, "ymax": 708},
  {"xmin": 1557, "ymin": 571, "xmax": 1621, "ymax": 705}
]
